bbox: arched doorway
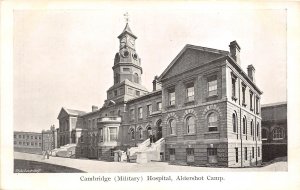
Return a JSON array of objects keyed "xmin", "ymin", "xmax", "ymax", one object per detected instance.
[{"xmin": 156, "ymin": 120, "xmax": 162, "ymax": 140}]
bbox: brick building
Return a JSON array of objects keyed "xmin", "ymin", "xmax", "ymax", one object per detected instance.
[
  {"xmin": 261, "ymin": 102, "xmax": 287, "ymax": 162},
  {"xmin": 56, "ymin": 22, "xmax": 263, "ymax": 167},
  {"xmin": 14, "ymin": 131, "xmax": 42, "ymax": 154}
]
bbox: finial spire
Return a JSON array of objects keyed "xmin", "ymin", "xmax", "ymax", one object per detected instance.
[{"xmin": 124, "ymin": 12, "xmax": 129, "ymax": 24}]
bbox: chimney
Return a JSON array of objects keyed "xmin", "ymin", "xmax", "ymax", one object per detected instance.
[
  {"xmin": 152, "ymin": 76, "xmax": 161, "ymax": 91},
  {"xmin": 247, "ymin": 65, "xmax": 256, "ymax": 83},
  {"xmin": 92, "ymin": 105, "xmax": 98, "ymax": 112},
  {"xmin": 229, "ymin": 40, "xmax": 241, "ymax": 66}
]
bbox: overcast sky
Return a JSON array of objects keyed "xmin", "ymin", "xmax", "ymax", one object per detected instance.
[{"xmin": 13, "ymin": 9, "xmax": 286, "ymax": 132}]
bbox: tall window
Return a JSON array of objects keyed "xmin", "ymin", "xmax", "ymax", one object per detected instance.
[
  {"xmin": 186, "ymin": 116, "xmax": 195, "ymax": 134},
  {"xmin": 242, "ymin": 85, "xmax": 246, "ymax": 105},
  {"xmin": 138, "ymin": 127, "xmax": 143, "ymax": 140},
  {"xmin": 186, "ymin": 83, "xmax": 194, "ymax": 102},
  {"xmin": 157, "ymin": 102, "xmax": 162, "ymax": 111},
  {"xmin": 207, "ymin": 148, "xmax": 218, "ymax": 163},
  {"xmin": 168, "ymin": 89, "xmax": 175, "ymax": 106},
  {"xmin": 232, "ymin": 76, "xmax": 237, "ymax": 98},
  {"xmin": 187, "ymin": 148, "xmax": 195, "ymax": 163},
  {"xmin": 208, "ymin": 79, "xmax": 217, "ymax": 96},
  {"xmin": 258, "ymin": 147, "xmax": 260, "ymax": 157},
  {"xmin": 232, "ymin": 113, "xmax": 237, "ymax": 133},
  {"xmin": 250, "ymin": 91, "xmax": 254, "ymax": 110},
  {"xmin": 130, "ymin": 128, "xmax": 135, "ymax": 140},
  {"xmin": 250, "ymin": 120, "xmax": 254, "ymax": 136},
  {"xmin": 243, "ymin": 117, "xmax": 247, "ymax": 135},
  {"xmin": 147, "ymin": 104, "xmax": 152, "ymax": 116},
  {"xmin": 109, "ymin": 127, "xmax": 117, "ymax": 141},
  {"xmin": 256, "ymin": 97, "xmax": 260, "ymax": 114},
  {"xmin": 169, "ymin": 148, "xmax": 175, "ymax": 161},
  {"xmin": 208, "ymin": 112, "xmax": 218, "ymax": 132},
  {"xmin": 244, "ymin": 147, "xmax": 247, "ymax": 160},
  {"xmin": 130, "ymin": 109, "xmax": 135, "ymax": 120},
  {"xmin": 273, "ymin": 127, "xmax": 284, "ymax": 139},
  {"xmin": 99, "ymin": 128, "xmax": 103, "ymax": 142},
  {"xmin": 252, "ymin": 147, "xmax": 255, "ymax": 158},
  {"xmin": 138, "ymin": 107, "xmax": 143, "ymax": 119},
  {"xmin": 235, "ymin": 147, "xmax": 239, "ymax": 163},
  {"xmin": 257, "ymin": 123, "xmax": 260, "ymax": 138},
  {"xmin": 133, "ymin": 73, "xmax": 139, "ymax": 83},
  {"xmin": 262, "ymin": 128, "xmax": 268, "ymax": 140},
  {"xmin": 169, "ymin": 119, "xmax": 176, "ymax": 135}
]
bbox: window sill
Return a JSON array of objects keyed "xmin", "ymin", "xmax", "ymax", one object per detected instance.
[
  {"xmin": 204, "ymin": 131, "xmax": 219, "ymax": 134},
  {"xmin": 207, "ymin": 94, "xmax": 218, "ymax": 98},
  {"xmin": 184, "ymin": 133, "xmax": 196, "ymax": 136}
]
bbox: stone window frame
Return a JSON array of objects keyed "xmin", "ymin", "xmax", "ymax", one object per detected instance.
[
  {"xmin": 146, "ymin": 104, "xmax": 152, "ymax": 117},
  {"xmin": 244, "ymin": 147, "xmax": 248, "ymax": 160},
  {"xmin": 168, "ymin": 118, "xmax": 176, "ymax": 135},
  {"xmin": 184, "ymin": 114, "xmax": 196, "ymax": 135},
  {"xmin": 184, "ymin": 81, "xmax": 195, "ymax": 103},
  {"xmin": 231, "ymin": 72, "xmax": 238, "ymax": 101},
  {"xmin": 207, "ymin": 111, "xmax": 219, "ymax": 132},
  {"xmin": 242, "ymin": 116, "xmax": 247, "ymax": 135},
  {"xmin": 241, "ymin": 82, "xmax": 247, "ymax": 107},
  {"xmin": 168, "ymin": 87, "xmax": 176, "ymax": 106},
  {"xmin": 137, "ymin": 126, "xmax": 143, "ymax": 140},
  {"xmin": 109, "ymin": 127, "xmax": 118, "ymax": 141},
  {"xmin": 138, "ymin": 107, "xmax": 143, "ymax": 119},
  {"xmin": 156, "ymin": 102, "xmax": 162, "ymax": 111},
  {"xmin": 232, "ymin": 111, "xmax": 238, "ymax": 133},
  {"xmin": 207, "ymin": 75, "xmax": 218, "ymax": 97},
  {"xmin": 249, "ymin": 90, "xmax": 254, "ymax": 111},
  {"xmin": 129, "ymin": 128, "xmax": 135, "ymax": 140}
]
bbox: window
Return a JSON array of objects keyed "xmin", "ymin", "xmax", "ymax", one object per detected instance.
[
  {"xmin": 243, "ymin": 117, "xmax": 247, "ymax": 135},
  {"xmin": 114, "ymin": 90, "xmax": 118, "ymax": 96},
  {"xmin": 273, "ymin": 127, "xmax": 284, "ymax": 139},
  {"xmin": 39, "ymin": 143, "xmax": 42, "ymax": 147},
  {"xmin": 138, "ymin": 107, "xmax": 143, "ymax": 119},
  {"xmin": 88, "ymin": 120, "xmax": 91, "ymax": 129},
  {"xmin": 186, "ymin": 83, "xmax": 194, "ymax": 102},
  {"xmin": 208, "ymin": 112, "xmax": 218, "ymax": 132},
  {"xmin": 147, "ymin": 105, "xmax": 152, "ymax": 116},
  {"xmin": 123, "ymin": 67, "xmax": 130, "ymax": 72},
  {"xmin": 169, "ymin": 119, "xmax": 176, "ymax": 135},
  {"xmin": 235, "ymin": 148, "xmax": 238, "ymax": 163},
  {"xmin": 252, "ymin": 147, "xmax": 254, "ymax": 158},
  {"xmin": 157, "ymin": 102, "xmax": 162, "ymax": 111},
  {"xmin": 244, "ymin": 147, "xmax": 247, "ymax": 160},
  {"xmin": 232, "ymin": 76, "xmax": 237, "ymax": 98},
  {"xmin": 258, "ymin": 147, "xmax": 260, "ymax": 157},
  {"xmin": 207, "ymin": 148, "xmax": 218, "ymax": 163},
  {"xmin": 99, "ymin": 129, "xmax": 103, "ymax": 142},
  {"xmin": 130, "ymin": 109, "xmax": 135, "ymax": 120},
  {"xmin": 256, "ymin": 97, "xmax": 260, "ymax": 114},
  {"xmin": 133, "ymin": 73, "xmax": 139, "ymax": 83},
  {"xmin": 169, "ymin": 148, "xmax": 175, "ymax": 161},
  {"xmin": 250, "ymin": 91, "xmax": 254, "ymax": 110},
  {"xmin": 257, "ymin": 123, "xmax": 260, "ymax": 138},
  {"xmin": 93, "ymin": 119, "xmax": 96, "ymax": 129},
  {"xmin": 35, "ymin": 136, "xmax": 37, "ymax": 139},
  {"xmin": 136, "ymin": 90, "xmax": 140, "ymax": 96},
  {"xmin": 262, "ymin": 128, "xmax": 268, "ymax": 140},
  {"xmin": 109, "ymin": 127, "xmax": 117, "ymax": 141},
  {"xmin": 110, "ymin": 149, "xmax": 115, "ymax": 157},
  {"xmin": 39, "ymin": 136, "xmax": 41, "ymax": 140},
  {"xmin": 186, "ymin": 148, "xmax": 195, "ymax": 163},
  {"xmin": 208, "ymin": 79, "xmax": 217, "ymax": 96},
  {"xmin": 232, "ymin": 113, "xmax": 237, "ymax": 133},
  {"xmin": 168, "ymin": 89, "xmax": 175, "ymax": 106},
  {"xmin": 186, "ymin": 116, "xmax": 195, "ymax": 134},
  {"xmin": 250, "ymin": 120, "xmax": 254, "ymax": 136},
  {"xmin": 242, "ymin": 85, "xmax": 246, "ymax": 105},
  {"xmin": 128, "ymin": 88, "xmax": 133, "ymax": 95},
  {"xmin": 130, "ymin": 128, "xmax": 135, "ymax": 140},
  {"xmin": 31, "ymin": 136, "xmax": 33, "ymax": 139},
  {"xmin": 138, "ymin": 128, "xmax": 143, "ymax": 140}
]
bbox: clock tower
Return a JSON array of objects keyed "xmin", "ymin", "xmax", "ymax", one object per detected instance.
[{"xmin": 106, "ymin": 21, "xmax": 148, "ymax": 103}]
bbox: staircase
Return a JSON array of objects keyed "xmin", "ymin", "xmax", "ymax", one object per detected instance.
[
  {"xmin": 128, "ymin": 138, "xmax": 165, "ymax": 163},
  {"xmin": 51, "ymin": 144, "xmax": 76, "ymax": 158}
]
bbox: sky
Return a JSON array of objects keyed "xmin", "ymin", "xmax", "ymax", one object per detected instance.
[{"xmin": 13, "ymin": 8, "xmax": 287, "ymax": 132}]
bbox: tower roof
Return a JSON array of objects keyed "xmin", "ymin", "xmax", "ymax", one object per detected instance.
[{"xmin": 118, "ymin": 23, "xmax": 137, "ymax": 39}]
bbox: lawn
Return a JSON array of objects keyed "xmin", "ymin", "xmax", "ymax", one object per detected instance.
[{"xmin": 14, "ymin": 159, "xmax": 85, "ymax": 173}]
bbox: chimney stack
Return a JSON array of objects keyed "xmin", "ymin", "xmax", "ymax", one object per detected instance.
[
  {"xmin": 247, "ymin": 65, "xmax": 256, "ymax": 83},
  {"xmin": 229, "ymin": 41, "xmax": 241, "ymax": 66},
  {"xmin": 92, "ymin": 105, "xmax": 98, "ymax": 112},
  {"xmin": 152, "ymin": 76, "xmax": 161, "ymax": 91}
]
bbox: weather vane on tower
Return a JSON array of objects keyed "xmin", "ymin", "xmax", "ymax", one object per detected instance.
[{"xmin": 124, "ymin": 12, "xmax": 129, "ymax": 24}]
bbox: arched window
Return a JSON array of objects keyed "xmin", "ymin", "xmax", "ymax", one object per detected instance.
[
  {"xmin": 257, "ymin": 123, "xmax": 260, "ymax": 137},
  {"xmin": 242, "ymin": 117, "xmax": 247, "ymax": 135},
  {"xmin": 186, "ymin": 116, "xmax": 195, "ymax": 134},
  {"xmin": 92, "ymin": 134, "xmax": 95, "ymax": 145},
  {"xmin": 169, "ymin": 119, "xmax": 176, "ymax": 135},
  {"xmin": 232, "ymin": 113, "xmax": 237, "ymax": 133},
  {"xmin": 130, "ymin": 128, "xmax": 135, "ymax": 140},
  {"xmin": 208, "ymin": 112, "xmax": 218, "ymax": 132},
  {"xmin": 262, "ymin": 128, "xmax": 268, "ymax": 139},
  {"xmin": 133, "ymin": 73, "xmax": 139, "ymax": 83},
  {"xmin": 273, "ymin": 127, "xmax": 284, "ymax": 139},
  {"xmin": 138, "ymin": 127, "xmax": 143, "ymax": 140}
]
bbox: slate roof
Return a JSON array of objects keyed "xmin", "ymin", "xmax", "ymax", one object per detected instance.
[{"xmin": 118, "ymin": 23, "xmax": 137, "ymax": 39}]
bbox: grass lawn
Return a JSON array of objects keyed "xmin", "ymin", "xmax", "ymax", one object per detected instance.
[{"xmin": 14, "ymin": 159, "xmax": 85, "ymax": 173}]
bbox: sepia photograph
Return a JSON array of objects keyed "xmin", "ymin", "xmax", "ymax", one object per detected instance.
[{"xmin": 1, "ymin": 1, "xmax": 300, "ymax": 190}]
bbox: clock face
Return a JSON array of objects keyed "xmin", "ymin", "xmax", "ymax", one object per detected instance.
[{"xmin": 129, "ymin": 38, "xmax": 135, "ymax": 47}]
